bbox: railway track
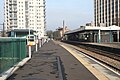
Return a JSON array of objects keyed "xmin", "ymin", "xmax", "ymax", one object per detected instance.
[
  {"xmin": 78, "ymin": 45, "xmax": 120, "ymax": 73},
  {"xmin": 78, "ymin": 45, "xmax": 120, "ymax": 61},
  {"xmin": 64, "ymin": 41, "xmax": 120, "ymax": 74}
]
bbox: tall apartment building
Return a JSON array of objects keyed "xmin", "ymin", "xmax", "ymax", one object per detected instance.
[
  {"xmin": 4, "ymin": 0, "xmax": 46, "ymax": 38},
  {"xmin": 94, "ymin": 0, "xmax": 120, "ymax": 27}
]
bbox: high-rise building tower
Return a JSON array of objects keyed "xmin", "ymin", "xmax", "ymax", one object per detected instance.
[
  {"xmin": 4, "ymin": 0, "xmax": 46, "ymax": 38},
  {"xmin": 94, "ymin": 0, "xmax": 120, "ymax": 27}
]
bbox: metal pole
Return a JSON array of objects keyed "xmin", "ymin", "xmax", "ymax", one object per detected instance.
[
  {"xmin": 98, "ymin": 30, "xmax": 101, "ymax": 43},
  {"xmin": 117, "ymin": 30, "xmax": 119, "ymax": 42},
  {"xmin": 39, "ymin": 39, "xmax": 42, "ymax": 48},
  {"xmin": 36, "ymin": 43, "xmax": 38, "ymax": 52},
  {"xmin": 63, "ymin": 20, "xmax": 65, "ymax": 34},
  {"xmin": 110, "ymin": 30, "xmax": 112, "ymax": 43},
  {"xmin": 28, "ymin": 28, "xmax": 31, "ymax": 58},
  {"xmin": 35, "ymin": 36, "xmax": 38, "ymax": 52},
  {"xmin": 62, "ymin": 20, "xmax": 65, "ymax": 38},
  {"xmin": 29, "ymin": 46, "xmax": 31, "ymax": 58}
]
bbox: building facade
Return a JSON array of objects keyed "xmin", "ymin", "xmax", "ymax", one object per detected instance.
[
  {"xmin": 4, "ymin": 0, "xmax": 46, "ymax": 38},
  {"xmin": 53, "ymin": 27, "xmax": 70, "ymax": 40},
  {"xmin": 94, "ymin": 0, "xmax": 120, "ymax": 27}
]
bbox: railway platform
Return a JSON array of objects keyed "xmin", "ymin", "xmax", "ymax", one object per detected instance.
[{"xmin": 7, "ymin": 40, "xmax": 99, "ymax": 80}]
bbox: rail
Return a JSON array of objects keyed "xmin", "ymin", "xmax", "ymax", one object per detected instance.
[{"xmin": 63, "ymin": 40, "xmax": 120, "ymax": 74}]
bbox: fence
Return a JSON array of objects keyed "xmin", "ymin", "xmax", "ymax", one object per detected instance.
[{"xmin": 0, "ymin": 38, "xmax": 26, "ymax": 74}]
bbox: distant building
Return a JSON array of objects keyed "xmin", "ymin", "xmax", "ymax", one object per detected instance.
[
  {"xmin": 53, "ymin": 26, "xmax": 70, "ymax": 40},
  {"xmin": 86, "ymin": 22, "xmax": 94, "ymax": 26},
  {"xmin": 94, "ymin": 0, "xmax": 120, "ymax": 27},
  {"xmin": 4, "ymin": 0, "xmax": 46, "ymax": 38}
]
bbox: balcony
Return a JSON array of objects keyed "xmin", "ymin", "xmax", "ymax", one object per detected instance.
[
  {"xmin": 9, "ymin": 10, "xmax": 17, "ymax": 13},
  {"xmin": 9, "ymin": 1, "xmax": 17, "ymax": 5}
]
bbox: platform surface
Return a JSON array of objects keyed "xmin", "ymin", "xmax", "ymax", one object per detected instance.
[{"xmin": 7, "ymin": 40, "xmax": 98, "ymax": 80}]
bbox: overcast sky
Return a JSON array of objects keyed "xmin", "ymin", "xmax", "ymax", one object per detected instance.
[{"xmin": 0, "ymin": 0, "xmax": 94, "ymax": 31}]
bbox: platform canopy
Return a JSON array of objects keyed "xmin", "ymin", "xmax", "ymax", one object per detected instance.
[
  {"xmin": 65, "ymin": 25, "xmax": 120, "ymax": 35},
  {"xmin": 85, "ymin": 25, "xmax": 120, "ymax": 31}
]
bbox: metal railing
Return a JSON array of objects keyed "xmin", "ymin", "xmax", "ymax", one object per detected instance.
[{"xmin": 0, "ymin": 38, "xmax": 26, "ymax": 74}]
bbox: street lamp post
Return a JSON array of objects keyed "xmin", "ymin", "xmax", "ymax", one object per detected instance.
[{"xmin": 0, "ymin": 23, "xmax": 5, "ymax": 37}]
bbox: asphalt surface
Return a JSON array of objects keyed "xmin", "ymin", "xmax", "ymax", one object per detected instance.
[{"xmin": 7, "ymin": 40, "xmax": 98, "ymax": 80}]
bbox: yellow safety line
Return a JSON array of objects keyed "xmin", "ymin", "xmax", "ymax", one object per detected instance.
[{"xmin": 60, "ymin": 44, "xmax": 109, "ymax": 80}]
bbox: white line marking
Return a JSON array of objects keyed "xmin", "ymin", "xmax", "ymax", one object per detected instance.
[{"xmin": 76, "ymin": 49, "xmax": 120, "ymax": 76}]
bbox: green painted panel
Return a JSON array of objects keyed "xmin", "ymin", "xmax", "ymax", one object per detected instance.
[{"xmin": 0, "ymin": 38, "xmax": 26, "ymax": 74}]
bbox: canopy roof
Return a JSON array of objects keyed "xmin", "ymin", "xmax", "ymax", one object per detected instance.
[{"xmin": 65, "ymin": 25, "xmax": 120, "ymax": 34}]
